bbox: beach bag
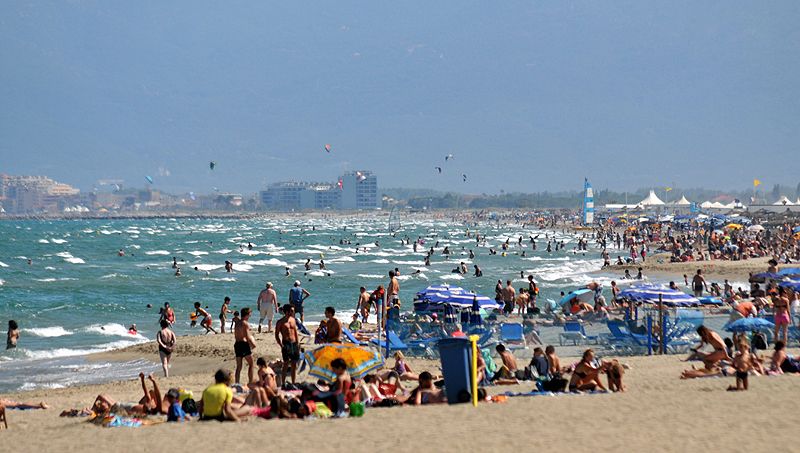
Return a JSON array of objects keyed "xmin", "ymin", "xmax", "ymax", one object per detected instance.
[
  {"xmin": 314, "ymin": 402, "xmax": 333, "ymax": 418},
  {"xmin": 181, "ymin": 398, "xmax": 197, "ymax": 416},
  {"xmin": 751, "ymin": 332, "xmax": 767, "ymax": 351}
]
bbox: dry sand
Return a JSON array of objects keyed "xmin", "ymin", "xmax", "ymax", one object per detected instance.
[
  {"xmin": 605, "ymin": 253, "xmax": 771, "ymax": 282},
  {"xmin": 2, "ymin": 331, "xmax": 799, "ymax": 452}
]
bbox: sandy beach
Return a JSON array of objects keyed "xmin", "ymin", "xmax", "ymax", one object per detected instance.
[
  {"xmin": 606, "ymin": 253, "xmax": 771, "ymax": 282},
  {"xmin": 2, "ymin": 331, "xmax": 798, "ymax": 453}
]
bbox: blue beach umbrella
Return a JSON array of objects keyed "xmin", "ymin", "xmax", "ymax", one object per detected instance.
[
  {"xmin": 618, "ymin": 284, "xmax": 700, "ymax": 307},
  {"xmin": 724, "ymin": 317, "xmax": 774, "ymax": 333},
  {"xmin": 443, "ymin": 303, "xmax": 458, "ymax": 324},
  {"xmin": 778, "ymin": 268, "xmax": 800, "ymax": 278},
  {"xmin": 778, "ymin": 280, "xmax": 800, "ymax": 292}
]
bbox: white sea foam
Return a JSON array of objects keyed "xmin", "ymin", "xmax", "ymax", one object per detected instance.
[
  {"xmin": 194, "ymin": 264, "xmax": 223, "ymax": 271},
  {"xmin": 64, "ymin": 257, "xmax": 85, "ymax": 264},
  {"xmin": 243, "ymin": 258, "xmax": 288, "ymax": 267},
  {"xmin": 357, "ymin": 274, "xmax": 384, "ymax": 279},
  {"xmin": 0, "ymin": 261, "xmax": 7, "ymax": 267},
  {"xmin": 232, "ymin": 264, "xmax": 254, "ymax": 272},
  {"xmin": 306, "ymin": 270, "xmax": 334, "ymax": 277},
  {"xmin": 84, "ymin": 323, "xmax": 147, "ymax": 339},
  {"xmin": 188, "ymin": 251, "xmax": 209, "ymax": 256},
  {"xmin": 23, "ymin": 326, "xmax": 73, "ymax": 337},
  {"xmin": 145, "ymin": 250, "xmax": 171, "ymax": 255},
  {"xmin": 35, "ymin": 277, "xmax": 78, "ymax": 282},
  {"xmin": 38, "ymin": 239, "xmax": 50, "ymax": 243},
  {"xmin": 370, "ymin": 259, "xmax": 390, "ymax": 264},
  {"xmin": 201, "ymin": 277, "xmax": 237, "ymax": 282},
  {"xmin": 51, "ymin": 238, "xmax": 68, "ymax": 244},
  {"xmin": 439, "ymin": 274, "xmax": 464, "ymax": 280}
]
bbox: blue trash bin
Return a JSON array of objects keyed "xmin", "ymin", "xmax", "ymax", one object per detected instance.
[{"xmin": 438, "ymin": 337, "xmax": 473, "ymax": 404}]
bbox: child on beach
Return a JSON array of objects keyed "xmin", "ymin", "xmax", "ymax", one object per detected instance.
[
  {"xmin": 165, "ymin": 389, "xmax": 189, "ymax": 422},
  {"xmin": 219, "ymin": 296, "xmax": 232, "ymax": 334},
  {"xmin": 193, "ymin": 302, "xmax": 217, "ymax": 334},
  {"xmin": 728, "ymin": 341, "xmax": 754, "ymax": 391}
]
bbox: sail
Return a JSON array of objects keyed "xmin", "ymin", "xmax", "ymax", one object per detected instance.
[{"xmin": 582, "ymin": 178, "xmax": 594, "ymax": 225}]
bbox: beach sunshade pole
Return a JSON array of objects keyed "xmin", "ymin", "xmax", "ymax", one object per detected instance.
[
  {"xmin": 659, "ymin": 294, "xmax": 665, "ymax": 355},
  {"xmin": 470, "ymin": 334, "xmax": 479, "ymax": 407}
]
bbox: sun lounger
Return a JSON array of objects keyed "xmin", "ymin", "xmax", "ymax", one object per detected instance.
[
  {"xmin": 342, "ymin": 327, "xmax": 369, "ymax": 346},
  {"xmin": 499, "ymin": 323, "xmax": 527, "ymax": 350},
  {"xmin": 370, "ymin": 330, "xmax": 409, "ymax": 355},
  {"xmin": 559, "ymin": 321, "xmax": 598, "ymax": 346}
]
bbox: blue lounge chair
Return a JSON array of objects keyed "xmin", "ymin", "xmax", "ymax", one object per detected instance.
[
  {"xmin": 342, "ymin": 327, "xmax": 368, "ymax": 346},
  {"xmin": 500, "ymin": 323, "xmax": 527, "ymax": 350},
  {"xmin": 559, "ymin": 321, "xmax": 599, "ymax": 346},
  {"xmin": 370, "ymin": 330, "xmax": 409, "ymax": 355}
]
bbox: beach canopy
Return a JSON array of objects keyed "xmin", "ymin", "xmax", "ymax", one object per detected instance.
[
  {"xmin": 746, "ymin": 225, "xmax": 765, "ymax": 232},
  {"xmin": 639, "ymin": 190, "xmax": 665, "ymax": 206},
  {"xmin": 749, "ymin": 272, "xmax": 783, "ymax": 283},
  {"xmin": 304, "ymin": 343, "xmax": 384, "ymax": 383},
  {"xmin": 724, "ymin": 317, "xmax": 774, "ymax": 333},
  {"xmin": 414, "ymin": 284, "xmax": 501, "ymax": 310},
  {"xmin": 559, "ymin": 288, "xmax": 594, "ymax": 306},
  {"xmin": 618, "ymin": 284, "xmax": 700, "ymax": 307}
]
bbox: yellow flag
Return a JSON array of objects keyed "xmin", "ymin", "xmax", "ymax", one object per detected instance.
[
  {"xmin": 665, "ymin": 187, "xmax": 673, "ymax": 192},
  {"xmin": 753, "ymin": 179, "xmax": 761, "ymax": 187}
]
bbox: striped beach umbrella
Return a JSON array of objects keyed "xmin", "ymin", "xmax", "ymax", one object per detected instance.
[
  {"xmin": 618, "ymin": 284, "xmax": 700, "ymax": 307},
  {"xmin": 303, "ymin": 343, "xmax": 384, "ymax": 383},
  {"xmin": 443, "ymin": 303, "xmax": 458, "ymax": 324}
]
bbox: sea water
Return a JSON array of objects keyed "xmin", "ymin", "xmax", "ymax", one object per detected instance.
[{"xmin": 0, "ymin": 216, "xmax": 613, "ymax": 392}]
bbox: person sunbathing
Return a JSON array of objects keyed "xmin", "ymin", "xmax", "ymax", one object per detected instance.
[
  {"xmin": 309, "ymin": 358, "xmax": 351, "ymax": 416},
  {"xmin": 409, "ymin": 371, "xmax": 446, "ymax": 405},
  {"xmin": 568, "ymin": 349, "xmax": 606, "ymax": 392},
  {"xmin": 770, "ymin": 341, "xmax": 800, "ymax": 374},
  {"xmin": 90, "ymin": 372, "xmax": 167, "ymax": 417},
  {"xmin": 0, "ymin": 399, "xmax": 49, "ymax": 410},
  {"xmin": 389, "ymin": 351, "xmax": 419, "ymax": 381},
  {"xmin": 253, "ymin": 357, "xmax": 279, "ymax": 400}
]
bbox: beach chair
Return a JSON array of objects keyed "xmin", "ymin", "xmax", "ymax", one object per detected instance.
[
  {"xmin": 342, "ymin": 327, "xmax": 369, "ymax": 347},
  {"xmin": 605, "ymin": 321, "xmax": 643, "ymax": 354},
  {"xmin": 370, "ymin": 330, "xmax": 409, "ymax": 355},
  {"xmin": 559, "ymin": 321, "xmax": 598, "ymax": 346},
  {"xmin": 499, "ymin": 323, "xmax": 527, "ymax": 350}
]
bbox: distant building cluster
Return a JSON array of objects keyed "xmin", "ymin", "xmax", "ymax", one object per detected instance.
[
  {"xmin": 0, "ymin": 170, "xmax": 379, "ymax": 215},
  {"xmin": 0, "ymin": 174, "xmax": 81, "ymax": 214},
  {"xmin": 259, "ymin": 171, "xmax": 378, "ymax": 211}
]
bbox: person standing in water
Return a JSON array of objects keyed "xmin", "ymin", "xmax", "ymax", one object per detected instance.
[{"xmin": 7, "ymin": 320, "xmax": 19, "ymax": 349}]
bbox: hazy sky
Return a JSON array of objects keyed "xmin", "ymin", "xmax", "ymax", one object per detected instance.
[{"xmin": 1, "ymin": 1, "xmax": 798, "ymax": 194}]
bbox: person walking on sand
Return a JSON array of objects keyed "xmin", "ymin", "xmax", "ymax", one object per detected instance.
[
  {"xmin": 257, "ymin": 282, "xmax": 278, "ymax": 333},
  {"xmin": 275, "ymin": 304, "xmax": 300, "ymax": 386},
  {"xmin": 194, "ymin": 302, "xmax": 217, "ymax": 334},
  {"xmin": 692, "ymin": 269, "xmax": 709, "ymax": 297},
  {"xmin": 233, "ymin": 307, "xmax": 257, "ymax": 384},
  {"xmin": 289, "ymin": 280, "xmax": 311, "ymax": 323},
  {"xmin": 219, "ymin": 297, "xmax": 233, "ymax": 334},
  {"xmin": 156, "ymin": 319, "xmax": 176, "ymax": 377}
]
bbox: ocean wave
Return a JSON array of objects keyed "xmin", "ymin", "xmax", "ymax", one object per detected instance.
[
  {"xmin": 35, "ymin": 277, "xmax": 78, "ymax": 282},
  {"xmin": 439, "ymin": 274, "xmax": 464, "ymax": 280},
  {"xmin": 145, "ymin": 250, "xmax": 171, "ymax": 255},
  {"xmin": 51, "ymin": 238, "xmax": 68, "ymax": 244},
  {"xmin": 201, "ymin": 277, "xmax": 237, "ymax": 282},
  {"xmin": 0, "ymin": 261, "xmax": 8, "ymax": 267},
  {"xmin": 194, "ymin": 264, "xmax": 223, "ymax": 271},
  {"xmin": 64, "ymin": 257, "xmax": 85, "ymax": 264},
  {"xmin": 38, "ymin": 238, "xmax": 50, "ymax": 243},
  {"xmin": 188, "ymin": 251, "xmax": 209, "ymax": 256},
  {"xmin": 357, "ymin": 274, "xmax": 384, "ymax": 279},
  {"xmin": 100, "ymin": 273, "xmax": 129, "ymax": 279},
  {"xmin": 84, "ymin": 323, "xmax": 147, "ymax": 340},
  {"xmin": 232, "ymin": 263, "xmax": 254, "ymax": 272},
  {"xmin": 370, "ymin": 259, "xmax": 390, "ymax": 264},
  {"xmin": 243, "ymin": 258, "xmax": 288, "ymax": 267},
  {"xmin": 23, "ymin": 326, "xmax": 73, "ymax": 337},
  {"xmin": 306, "ymin": 270, "xmax": 334, "ymax": 277}
]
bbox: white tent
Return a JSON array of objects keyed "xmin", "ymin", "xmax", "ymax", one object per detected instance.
[
  {"xmin": 710, "ymin": 202, "xmax": 726, "ymax": 209},
  {"xmin": 774, "ymin": 196, "xmax": 794, "ymax": 206},
  {"xmin": 700, "ymin": 201, "xmax": 714, "ymax": 209},
  {"xmin": 640, "ymin": 190, "xmax": 665, "ymax": 206},
  {"xmin": 674, "ymin": 195, "xmax": 691, "ymax": 206}
]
